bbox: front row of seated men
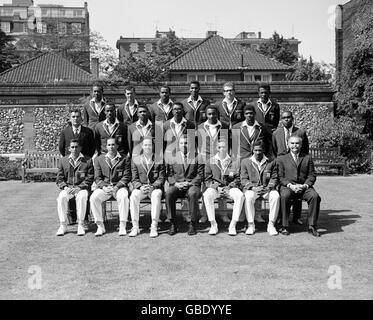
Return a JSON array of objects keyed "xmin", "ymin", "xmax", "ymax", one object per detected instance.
[{"xmin": 56, "ymin": 134, "xmax": 321, "ymax": 238}]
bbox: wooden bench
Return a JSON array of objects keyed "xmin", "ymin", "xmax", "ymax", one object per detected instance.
[
  {"xmin": 310, "ymin": 147, "xmax": 348, "ymax": 176},
  {"xmin": 22, "ymin": 151, "xmax": 61, "ymax": 182}
]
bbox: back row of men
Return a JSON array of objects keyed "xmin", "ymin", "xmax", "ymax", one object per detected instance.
[{"xmin": 56, "ymin": 81, "xmax": 321, "ymax": 239}]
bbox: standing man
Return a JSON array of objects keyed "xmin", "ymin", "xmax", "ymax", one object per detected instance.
[
  {"xmin": 203, "ymin": 139, "xmax": 244, "ymax": 235},
  {"xmin": 240, "ymin": 140, "xmax": 280, "ymax": 236},
  {"xmin": 165, "ymin": 135, "xmax": 204, "ymax": 236},
  {"xmin": 149, "ymin": 85, "xmax": 174, "ymax": 123},
  {"xmin": 94, "ymin": 103, "xmax": 129, "ymax": 157},
  {"xmin": 55, "ymin": 139, "xmax": 94, "ymax": 236},
  {"xmin": 277, "ymin": 136, "xmax": 321, "ymax": 237},
  {"xmin": 59, "ymin": 109, "xmax": 95, "ymax": 158},
  {"xmin": 181, "ymin": 81, "xmax": 210, "ymax": 127},
  {"xmin": 83, "ymin": 83, "xmax": 106, "ymax": 131},
  {"xmin": 90, "ymin": 138, "xmax": 131, "ymax": 236},
  {"xmin": 232, "ymin": 105, "xmax": 272, "ymax": 161},
  {"xmin": 252, "ymin": 83, "xmax": 280, "ymax": 133},
  {"xmin": 117, "ymin": 85, "xmax": 139, "ymax": 126},
  {"xmin": 129, "ymin": 138, "xmax": 165, "ymax": 238},
  {"xmin": 216, "ymin": 82, "xmax": 245, "ymax": 130},
  {"xmin": 127, "ymin": 105, "xmax": 154, "ymax": 159}
]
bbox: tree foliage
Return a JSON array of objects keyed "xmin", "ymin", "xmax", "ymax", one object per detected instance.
[
  {"xmin": 287, "ymin": 56, "xmax": 333, "ymax": 81},
  {"xmin": 0, "ymin": 30, "xmax": 20, "ymax": 73},
  {"xmin": 258, "ymin": 31, "xmax": 298, "ymax": 66}
]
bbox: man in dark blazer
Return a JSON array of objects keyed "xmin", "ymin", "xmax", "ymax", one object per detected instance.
[
  {"xmin": 251, "ymin": 83, "xmax": 280, "ymax": 133},
  {"xmin": 216, "ymin": 82, "xmax": 245, "ymax": 130},
  {"xmin": 231, "ymin": 104, "xmax": 272, "ymax": 161},
  {"xmin": 127, "ymin": 105, "xmax": 155, "ymax": 159},
  {"xmin": 165, "ymin": 135, "xmax": 204, "ymax": 236},
  {"xmin": 117, "ymin": 85, "xmax": 139, "ymax": 126},
  {"xmin": 129, "ymin": 137, "xmax": 165, "ymax": 238},
  {"xmin": 90, "ymin": 138, "xmax": 131, "ymax": 236},
  {"xmin": 59, "ymin": 109, "xmax": 95, "ymax": 158},
  {"xmin": 149, "ymin": 85, "xmax": 174, "ymax": 123},
  {"xmin": 82, "ymin": 84, "xmax": 107, "ymax": 131},
  {"xmin": 180, "ymin": 81, "xmax": 210, "ymax": 127},
  {"xmin": 203, "ymin": 139, "xmax": 244, "ymax": 235},
  {"xmin": 56, "ymin": 139, "xmax": 94, "ymax": 236},
  {"xmin": 94, "ymin": 103, "xmax": 129, "ymax": 157},
  {"xmin": 163, "ymin": 102, "xmax": 195, "ymax": 162},
  {"xmin": 277, "ymin": 136, "xmax": 321, "ymax": 237}
]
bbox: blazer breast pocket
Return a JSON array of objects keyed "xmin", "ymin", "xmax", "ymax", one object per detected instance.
[
  {"xmin": 116, "ymin": 135, "xmax": 123, "ymax": 144},
  {"xmin": 78, "ymin": 171, "xmax": 86, "ymax": 178},
  {"xmin": 117, "ymin": 171, "xmax": 123, "ymax": 178}
]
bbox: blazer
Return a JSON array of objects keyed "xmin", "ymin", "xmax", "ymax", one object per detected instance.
[
  {"xmin": 197, "ymin": 121, "xmax": 230, "ymax": 159},
  {"xmin": 117, "ymin": 102, "xmax": 139, "ymax": 126},
  {"xmin": 251, "ymin": 99, "xmax": 280, "ymax": 133},
  {"xmin": 82, "ymin": 97, "xmax": 107, "ymax": 130},
  {"xmin": 216, "ymin": 98, "xmax": 245, "ymax": 129},
  {"xmin": 94, "ymin": 154, "xmax": 131, "ymax": 189},
  {"xmin": 58, "ymin": 124, "xmax": 95, "ymax": 158},
  {"xmin": 163, "ymin": 118, "xmax": 195, "ymax": 153},
  {"xmin": 56, "ymin": 155, "xmax": 94, "ymax": 190},
  {"xmin": 131, "ymin": 155, "xmax": 165, "ymax": 190},
  {"xmin": 149, "ymin": 101, "xmax": 174, "ymax": 123},
  {"xmin": 94, "ymin": 121, "xmax": 129, "ymax": 156},
  {"xmin": 272, "ymin": 126, "xmax": 309, "ymax": 157},
  {"xmin": 127, "ymin": 121, "xmax": 155, "ymax": 158},
  {"xmin": 240, "ymin": 157, "xmax": 278, "ymax": 191},
  {"xmin": 277, "ymin": 153, "xmax": 317, "ymax": 188},
  {"xmin": 231, "ymin": 121, "xmax": 272, "ymax": 160},
  {"xmin": 205, "ymin": 156, "xmax": 240, "ymax": 190},
  {"xmin": 166, "ymin": 152, "xmax": 204, "ymax": 188},
  {"xmin": 180, "ymin": 97, "xmax": 210, "ymax": 127}
]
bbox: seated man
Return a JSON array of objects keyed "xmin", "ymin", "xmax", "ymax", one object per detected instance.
[
  {"xmin": 129, "ymin": 138, "xmax": 165, "ymax": 238},
  {"xmin": 203, "ymin": 139, "xmax": 244, "ymax": 236},
  {"xmin": 165, "ymin": 135, "xmax": 204, "ymax": 236},
  {"xmin": 277, "ymin": 136, "xmax": 321, "ymax": 237},
  {"xmin": 240, "ymin": 140, "xmax": 279, "ymax": 236},
  {"xmin": 90, "ymin": 138, "xmax": 131, "ymax": 236},
  {"xmin": 56, "ymin": 139, "xmax": 94, "ymax": 236}
]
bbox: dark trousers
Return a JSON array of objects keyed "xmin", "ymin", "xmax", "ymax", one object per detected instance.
[
  {"xmin": 165, "ymin": 185, "xmax": 201, "ymax": 223},
  {"xmin": 280, "ymin": 187, "xmax": 321, "ymax": 228}
]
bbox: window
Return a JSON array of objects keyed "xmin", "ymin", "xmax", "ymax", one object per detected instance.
[
  {"xmin": 206, "ymin": 74, "xmax": 215, "ymax": 82},
  {"xmin": 41, "ymin": 8, "xmax": 49, "ymax": 17},
  {"xmin": 1, "ymin": 8, "xmax": 13, "ymax": 16},
  {"xmin": 58, "ymin": 23, "xmax": 67, "ymax": 34},
  {"xmin": 130, "ymin": 43, "xmax": 139, "ymax": 52},
  {"xmin": 71, "ymin": 23, "xmax": 81, "ymax": 34},
  {"xmin": 37, "ymin": 22, "xmax": 47, "ymax": 34},
  {"xmin": 65, "ymin": 10, "xmax": 74, "ymax": 18},
  {"xmin": 144, "ymin": 43, "xmax": 153, "ymax": 53},
  {"xmin": 51, "ymin": 9, "xmax": 59, "ymax": 18},
  {"xmin": 262, "ymin": 74, "xmax": 271, "ymax": 82},
  {"xmin": 254, "ymin": 75, "xmax": 262, "ymax": 82},
  {"xmin": 0, "ymin": 22, "xmax": 11, "ymax": 33},
  {"xmin": 244, "ymin": 74, "xmax": 253, "ymax": 82},
  {"xmin": 187, "ymin": 74, "xmax": 215, "ymax": 82},
  {"xmin": 73, "ymin": 10, "xmax": 83, "ymax": 17}
]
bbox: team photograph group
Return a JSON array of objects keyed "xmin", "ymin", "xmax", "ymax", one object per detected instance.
[{"xmin": 56, "ymin": 81, "xmax": 321, "ymax": 239}]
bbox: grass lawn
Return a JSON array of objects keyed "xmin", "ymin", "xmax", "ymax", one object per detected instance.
[{"xmin": 0, "ymin": 175, "xmax": 372, "ymax": 300}]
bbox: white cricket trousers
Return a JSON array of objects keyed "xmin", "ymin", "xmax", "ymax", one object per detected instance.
[
  {"xmin": 129, "ymin": 189, "xmax": 163, "ymax": 223},
  {"xmin": 244, "ymin": 190, "xmax": 280, "ymax": 224},
  {"xmin": 57, "ymin": 189, "xmax": 88, "ymax": 224}
]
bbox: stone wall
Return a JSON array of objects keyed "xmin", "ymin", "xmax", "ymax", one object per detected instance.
[{"xmin": 0, "ymin": 108, "xmax": 25, "ymax": 153}]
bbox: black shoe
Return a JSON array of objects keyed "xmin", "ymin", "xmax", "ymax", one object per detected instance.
[
  {"xmin": 292, "ymin": 218, "xmax": 303, "ymax": 225},
  {"xmin": 168, "ymin": 223, "xmax": 178, "ymax": 236},
  {"xmin": 187, "ymin": 223, "xmax": 197, "ymax": 236},
  {"xmin": 308, "ymin": 226, "xmax": 320, "ymax": 237},
  {"xmin": 199, "ymin": 216, "xmax": 208, "ymax": 223},
  {"xmin": 280, "ymin": 227, "xmax": 290, "ymax": 236}
]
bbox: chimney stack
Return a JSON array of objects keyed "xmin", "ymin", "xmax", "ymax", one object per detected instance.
[
  {"xmin": 91, "ymin": 58, "xmax": 99, "ymax": 79},
  {"xmin": 206, "ymin": 31, "xmax": 217, "ymax": 37},
  {"xmin": 258, "ymin": 31, "xmax": 262, "ymax": 39}
]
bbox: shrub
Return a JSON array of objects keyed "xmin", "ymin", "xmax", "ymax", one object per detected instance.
[{"xmin": 0, "ymin": 156, "xmax": 22, "ymax": 180}]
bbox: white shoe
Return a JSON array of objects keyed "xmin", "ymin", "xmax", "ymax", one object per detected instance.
[
  {"xmin": 150, "ymin": 226, "xmax": 158, "ymax": 238},
  {"xmin": 208, "ymin": 223, "xmax": 218, "ymax": 235},
  {"xmin": 267, "ymin": 223, "xmax": 278, "ymax": 236},
  {"xmin": 77, "ymin": 224, "xmax": 85, "ymax": 236},
  {"xmin": 246, "ymin": 224, "xmax": 255, "ymax": 235},
  {"xmin": 118, "ymin": 222, "xmax": 127, "ymax": 236},
  {"xmin": 95, "ymin": 223, "xmax": 106, "ymax": 237},
  {"xmin": 255, "ymin": 215, "xmax": 265, "ymax": 223},
  {"xmin": 228, "ymin": 221, "xmax": 237, "ymax": 236},
  {"xmin": 129, "ymin": 227, "xmax": 140, "ymax": 237},
  {"xmin": 56, "ymin": 224, "xmax": 67, "ymax": 236}
]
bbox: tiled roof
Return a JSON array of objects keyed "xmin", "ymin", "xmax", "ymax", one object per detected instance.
[
  {"xmin": 0, "ymin": 51, "xmax": 95, "ymax": 84},
  {"xmin": 167, "ymin": 35, "xmax": 291, "ymax": 71}
]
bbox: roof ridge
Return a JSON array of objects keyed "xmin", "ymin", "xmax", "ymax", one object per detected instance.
[
  {"xmin": 0, "ymin": 51, "xmax": 48, "ymax": 76},
  {"xmin": 242, "ymin": 47, "xmax": 291, "ymax": 69}
]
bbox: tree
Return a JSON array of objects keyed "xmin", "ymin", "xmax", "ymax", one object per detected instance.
[
  {"xmin": 90, "ymin": 30, "xmax": 118, "ymax": 78},
  {"xmin": 287, "ymin": 56, "xmax": 333, "ymax": 81},
  {"xmin": 258, "ymin": 31, "xmax": 298, "ymax": 66},
  {"xmin": 0, "ymin": 30, "xmax": 20, "ymax": 73}
]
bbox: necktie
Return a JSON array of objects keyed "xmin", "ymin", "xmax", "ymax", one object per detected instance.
[
  {"xmin": 74, "ymin": 129, "xmax": 78, "ymax": 138},
  {"xmin": 294, "ymin": 154, "xmax": 299, "ymax": 165},
  {"xmin": 285, "ymin": 129, "xmax": 289, "ymax": 152}
]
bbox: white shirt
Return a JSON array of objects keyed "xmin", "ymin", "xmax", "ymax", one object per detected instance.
[
  {"xmin": 188, "ymin": 95, "xmax": 203, "ymax": 110},
  {"xmin": 290, "ymin": 151, "xmax": 299, "ymax": 164},
  {"xmin": 170, "ymin": 117, "xmax": 187, "ymax": 136},
  {"xmin": 180, "ymin": 152, "xmax": 190, "ymax": 167},
  {"xmin": 104, "ymin": 119, "xmax": 119, "ymax": 135},
  {"xmin": 223, "ymin": 97, "xmax": 237, "ymax": 113},
  {"xmin": 143, "ymin": 153, "xmax": 154, "ymax": 170},
  {"xmin": 91, "ymin": 98, "xmax": 105, "ymax": 114},
  {"xmin": 250, "ymin": 154, "xmax": 268, "ymax": 172},
  {"xmin": 106, "ymin": 152, "xmax": 121, "ymax": 167},
  {"xmin": 284, "ymin": 125, "xmax": 293, "ymax": 149},
  {"xmin": 241, "ymin": 120, "xmax": 260, "ymax": 138},
  {"xmin": 126, "ymin": 99, "xmax": 139, "ymax": 116},
  {"xmin": 69, "ymin": 153, "xmax": 84, "ymax": 167},
  {"xmin": 136, "ymin": 119, "xmax": 152, "ymax": 136},
  {"xmin": 257, "ymin": 98, "xmax": 272, "ymax": 113},
  {"xmin": 204, "ymin": 120, "xmax": 221, "ymax": 138},
  {"xmin": 215, "ymin": 153, "xmax": 231, "ymax": 173},
  {"xmin": 158, "ymin": 99, "xmax": 174, "ymax": 115},
  {"xmin": 72, "ymin": 125, "xmax": 81, "ymax": 136}
]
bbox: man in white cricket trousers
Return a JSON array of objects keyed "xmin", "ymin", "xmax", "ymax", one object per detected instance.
[
  {"xmin": 56, "ymin": 139, "xmax": 94, "ymax": 236},
  {"xmin": 240, "ymin": 140, "xmax": 280, "ymax": 236},
  {"xmin": 203, "ymin": 139, "xmax": 244, "ymax": 235},
  {"xmin": 129, "ymin": 137, "xmax": 165, "ymax": 238},
  {"xmin": 90, "ymin": 138, "xmax": 131, "ymax": 236}
]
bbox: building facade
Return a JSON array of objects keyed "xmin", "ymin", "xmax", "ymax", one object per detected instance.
[{"xmin": 0, "ymin": 0, "xmax": 90, "ymax": 72}]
